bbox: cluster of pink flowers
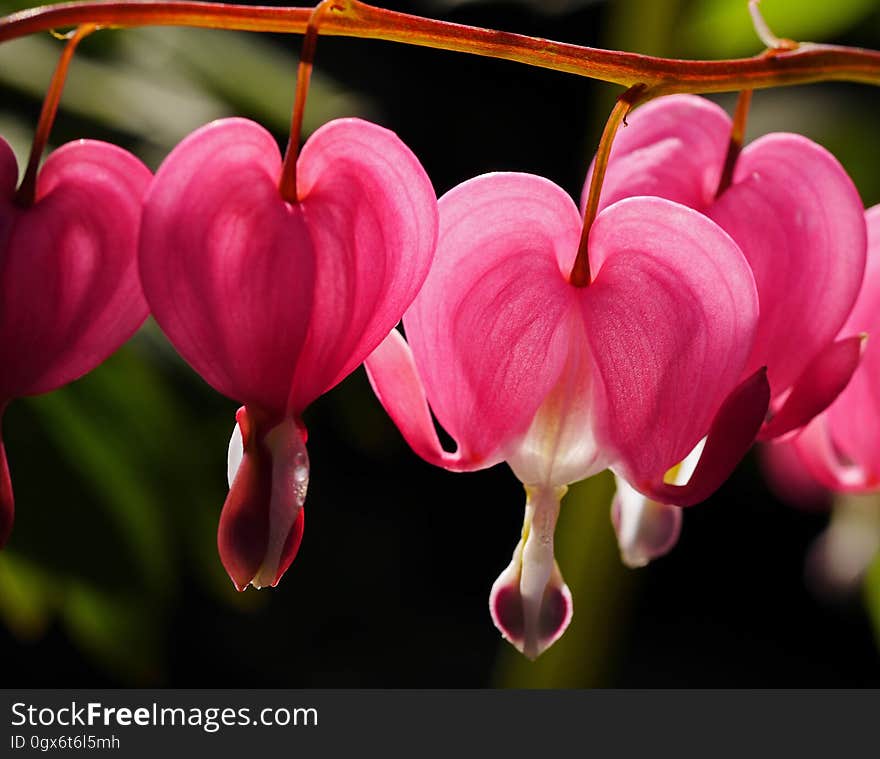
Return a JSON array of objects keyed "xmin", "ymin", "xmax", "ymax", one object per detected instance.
[{"xmin": 1, "ymin": 93, "xmax": 876, "ymax": 658}]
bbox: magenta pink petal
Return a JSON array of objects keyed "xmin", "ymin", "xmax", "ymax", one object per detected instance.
[
  {"xmin": 0, "ymin": 139, "xmax": 151, "ymax": 399},
  {"xmin": 583, "ymin": 94, "xmax": 730, "ymax": 216},
  {"xmin": 759, "ymin": 335, "xmax": 865, "ymax": 441},
  {"xmin": 709, "ymin": 133, "xmax": 866, "ymax": 396},
  {"xmin": 141, "ymin": 118, "xmax": 437, "ymax": 419},
  {"xmin": 139, "ymin": 118, "xmax": 315, "ymax": 418},
  {"xmin": 288, "ymin": 118, "xmax": 438, "ymax": 411},
  {"xmin": 365, "ymin": 329, "xmax": 481, "ymax": 471},
  {"xmin": 584, "ymin": 197, "xmax": 759, "ymax": 490},
  {"xmin": 401, "ymin": 173, "xmax": 583, "ymax": 468}
]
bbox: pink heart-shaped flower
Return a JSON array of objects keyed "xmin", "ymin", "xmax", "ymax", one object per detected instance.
[
  {"xmin": 366, "ymin": 172, "xmax": 765, "ymax": 657},
  {"xmin": 587, "ymin": 94, "xmax": 867, "ymax": 425},
  {"xmin": 584, "ymin": 94, "xmax": 866, "ymax": 568},
  {"xmin": 139, "ymin": 117, "xmax": 438, "ymax": 589},
  {"xmin": 0, "ymin": 136, "xmax": 151, "ymax": 547}
]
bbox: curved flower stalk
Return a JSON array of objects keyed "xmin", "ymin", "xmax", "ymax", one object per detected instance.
[
  {"xmin": 366, "ymin": 172, "xmax": 768, "ymax": 657},
  {"xmin": 139, "ymin": 116, "xmax": 438, "ymax": 590},
  {"xmin": 585, "ymin": 94, "xmax": 867, "ymax": 566},
  {"xmin": 0, "ymin": 136, "xmax": 152, "ymax": 548}
]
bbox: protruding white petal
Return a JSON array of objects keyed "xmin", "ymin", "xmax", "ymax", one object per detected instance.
[
  {"xmin": 507, "ymin": 328, "xmax": 606, "ymax": 488},
  {"xmin": 612, "ymin": 476, "xmax": 682, "ymax": 568},
  {"xmin": 227, "ymin": 420, "xmax": 244, "ymax": 488},
  {"xmin": 611, "ymin": 439, "xmax": 703, "ymax": 567},
  {"xmin": 489, "ymin": 485, "xmax": 573, "ymax": 659}
]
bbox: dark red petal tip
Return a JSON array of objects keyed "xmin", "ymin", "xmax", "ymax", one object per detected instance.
[
  {"xmin": 219, "ymin": 409, "xmax": 310, "ymax": 591},
  {"xmin": 647, "ymin": 367, "xmax": 770, "ymax": 507},
  {"xmin": 218, "ymin": 438, "xmax": 272, "ymax": 591}
]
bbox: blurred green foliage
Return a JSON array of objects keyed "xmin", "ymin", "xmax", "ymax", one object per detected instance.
[
  {"xmin": 682, "ymin": 0, "xmax": 880, "ymax": 57},
  {"xmin": 867, "ymin": 557, "xmax": 880, "ymax": 648}
]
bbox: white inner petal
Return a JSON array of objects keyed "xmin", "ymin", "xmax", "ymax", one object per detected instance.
[
  {"xmin": 227, "ymin": 420, "xmax": 244, "ymax": 488},
  {"xmin": 508, "ymin": 325, "xmax": 606, "ymax": 488}
]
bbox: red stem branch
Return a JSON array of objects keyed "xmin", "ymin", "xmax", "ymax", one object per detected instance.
[
  {"xmin": 570, "ymin": 84, "xmax": 647, "ymax": 288},
  {"xmin": 15, "ymin": 23, "xmax": 96, "ymax": 207},
  {"xmin": 3, "ymin": 1, "xmax": 880, "ymax": 94}
]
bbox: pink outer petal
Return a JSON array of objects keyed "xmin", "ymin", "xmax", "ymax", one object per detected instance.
[
  {"xmin": 139, "ymin": 118, "xmax": 315, "ymax": 417},
  {"xmin": 583, "ymin": 94, "xmax": 731, "ymax": 216},
  {"xmin": 0, "ymin": 139, "xmax": 151, "ymax": 399},
  {"xmin": 365, "ymin": 329, "xmax": 479, "ymax": 471},
  {"xmin": 141, "ymin": 118, "xmax": 437, "ymax": 417},
  {"xmin": 585, "ymin": 197, "xmax": 759, "ymax": 489},
  {"xmin": 401, "ymin": 173, "xmax": 583, "ymax": 467},
  {"xmin": 758, "ymin": 335, "xmax": 865, "ymax": 441},
  {"xmin": 288, "ymin": 118, "xmax": 438, "ymax": 411},
  {"xmin": 710, "ymin": 134, "xmax": 867, "ymax": 396}
]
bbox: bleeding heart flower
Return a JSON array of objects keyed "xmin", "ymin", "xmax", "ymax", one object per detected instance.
[
  {"xmin": 366, "ymin": 172, "xmax": 767, "ymax": 657},
  {"xmin": 139, "ymin": 116, "xmax": 437, "ymax": 591},
  {"xmin": 589, "ymin": 94, "xmax": 866, "ymax": 435},
  {"xmin": 587, "ymin": 95, "xmax": 867, "ymax": 565},
  {"xmin": 0, "ymin": 136, "xmax": 151, "ymax": 548},
  {"xmin": 794, "ymin": 205, "xmax": 880, "ymax": 494},
  {"xmin": 759, "ymin": 205, "xmax": 880, "ymax": 598}
]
